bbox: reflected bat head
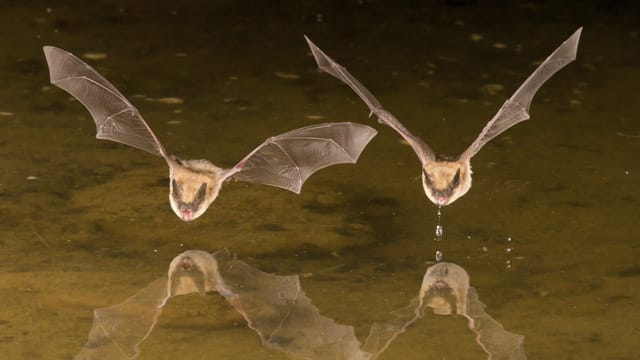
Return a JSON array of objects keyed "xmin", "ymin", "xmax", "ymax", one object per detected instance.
[
  {"xmin": 421, "ymin": 262, "xmax": 470, "ymax": 316},
  {"xmin": 168, "ymin": 156, "xmax": 225, "ymax": 221},
  {"xmin": 168, "ymin": 250, "xmax": 222, "ymax": 296},
  {"xmin": 421, "ymin": 160, "xmax": 472, "ymax": 206}
]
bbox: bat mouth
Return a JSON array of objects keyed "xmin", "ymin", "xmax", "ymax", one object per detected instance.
[
  {"xmin": 433, "ymin": 280, "xmax": 449, "ymax": 290},
  {"xmin": 181, "ymin": 208, "xmax": 194, "ymax": 221},
  {"xmin": 436, "ymin": 195, "xmax": 449, "ymax": 206}
]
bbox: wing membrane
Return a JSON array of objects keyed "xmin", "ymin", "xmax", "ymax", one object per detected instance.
[
  {"xmin": 43, "ymin": 46, "xmax": 166, "ymax": 157},
  {"xmin": 459, "ymin": 28, "xmax": 582, "ymax": 160},
  {"xmin": 232, "ymin": 122, "xmax": 376, "ymax": 193},
  {"xmin": 305, "ymin": 36, "xmax": 435, "ymax": 164}
]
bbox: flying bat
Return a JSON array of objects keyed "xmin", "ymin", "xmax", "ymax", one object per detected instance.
[
  {"xmin": 43, "ymin": 46, "xmax": 377, "ymax": 221},
  {"xmin": 305, "ymin": 28, "xmax": 581, "ymax": 206}
]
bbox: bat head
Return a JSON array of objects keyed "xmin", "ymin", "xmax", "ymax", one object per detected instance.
[
  {"xmin": 168, "ymin": 157, "xmax": 224, "ymax": 221},
  {"xmin": 421, "ymin": 160, "xmax": 472, "ymax": 206},
  {"xmin": 420, "ymin": 262, "xmax": 469, "ymax": 316}
]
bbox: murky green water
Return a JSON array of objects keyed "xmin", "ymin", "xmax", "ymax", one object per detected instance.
[{"xmin": 0, "ymin": 1, "xmax": 638, "ymax": 359}]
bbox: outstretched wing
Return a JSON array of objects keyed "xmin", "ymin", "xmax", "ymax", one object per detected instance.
[
  {"xmin": 43, "ymin": 46, "xmax": 167, "ymax": 157},
  {"xmin": 459, "ymin": 28, "xmax": 582, "ymax": 161},
  {"xmin": 305, "ymin": 36, "xmax": 435, "ymax": 164},
  {"xmin": 230, "ymin": 122, "xmax": 376, "ymax": 194}
]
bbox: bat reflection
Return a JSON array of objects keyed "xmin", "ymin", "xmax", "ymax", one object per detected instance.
[
  {"xmin": 74, "ymin": 250, "xmax": 367, "ymax": 360},
  {"xmin": 364, "ymin": 262, "xmax": 527, "ymax": 360},
  {"xmin": 74, "ymin": 252, "xmax": 526, "ymax": 360}
]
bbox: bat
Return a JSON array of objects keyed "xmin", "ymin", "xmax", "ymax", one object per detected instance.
[
  {"xmin": 74, "ymin": 250, "xmax": 525, "ymax": 359},
  {"xmin": 43, "ymin": 46, "xmax": 377, "ymax": 221},
  {"xmin": 305, "ymin": 28, "xmax": 581, "ymax": 206}
]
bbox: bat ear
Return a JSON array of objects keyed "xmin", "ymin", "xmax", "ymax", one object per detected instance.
[{"xmin": 453, "ymin": 168, "xmax": 460, "ymax": 182}]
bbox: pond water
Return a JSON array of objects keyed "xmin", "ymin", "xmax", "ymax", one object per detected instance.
[{"xmin": 0, "ymin": 1, "xmax": 638, "ymax": 359}]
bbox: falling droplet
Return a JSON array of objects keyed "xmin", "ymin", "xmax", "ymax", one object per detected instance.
[
  {"xmin": 505, "ymin": 247, "xmax": 512, "ymax": 253},
  {"xmin": 434, "ymin": 205, "xmax": 444, "ymax": 241},
  {"xmin": 435, "ymin": 250, "xmax": 443, "ymax": 262}
]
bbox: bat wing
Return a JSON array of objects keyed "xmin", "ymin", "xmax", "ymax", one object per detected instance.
[
  {"xmin": 229, "ymin": 122, "xmax": 377, "ymax": 194},
  {"xmin": 305, "ymin": 36, "xmax": 435, "ymax": 164},
  {"xmin": 43, "ymin": 46, "xmax": 167, "ymax": 158},
  {"xmin": 459, "ymin": 27, "xmax": 582, "ymax": 161}
]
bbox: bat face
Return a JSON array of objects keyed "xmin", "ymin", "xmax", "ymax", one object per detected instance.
[
  {"xmin": 168, "ymin": 157, "xmax": 224, "ymax": 221},
  {"xmin": 421, "ymin": 160, "xmax": 472, "ymax": 206}
]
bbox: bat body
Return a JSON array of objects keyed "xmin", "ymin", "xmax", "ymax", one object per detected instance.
[
  {"xmin": 44, "ymin": 46, "xmax": 377, "ymax": 221},
  {"xmin": 306, "ymin": 28, "xmax": 581, "ymax": 206}
]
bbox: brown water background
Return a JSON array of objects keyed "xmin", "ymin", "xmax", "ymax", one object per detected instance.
[{"xmin": 0, "ymin": 1, "xmax": 638, "ymax": 359}]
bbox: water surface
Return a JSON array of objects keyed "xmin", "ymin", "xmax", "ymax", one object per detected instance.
[{"xmin": 0, "ymin": 1, "xmax": 638, "ymax": 359}]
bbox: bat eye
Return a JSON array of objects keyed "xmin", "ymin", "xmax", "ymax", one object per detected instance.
[{"xmin": 170, "ymin": 155, "xmax": 183, "ymax": 166}]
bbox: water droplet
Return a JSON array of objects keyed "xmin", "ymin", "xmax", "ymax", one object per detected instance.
[
  {"xmin": 507, "ymin": 237, "xmax": 512, "ymax": 243},
  {"xmin": 435, "ymin": 251, "xmax": 443, "ymax": 262},
  {"xmin": 434, "ymin": 206, "xmax": 444, "ymax": 241},
  {"xmin": 505, "ymin": 260, "xmax": 512, "ymax": 269},
  {"xmin": 481, "ymin": 246, "xmax": 488, "ymax": 252},
  {"xmin": 505, "ymin": 247, "xmax": 512, "ymax": 253}
]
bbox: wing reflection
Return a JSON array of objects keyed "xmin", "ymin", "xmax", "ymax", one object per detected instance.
[{"xmin": 74, "ymin": 252, "xmax": 525, "ymax": 360}]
